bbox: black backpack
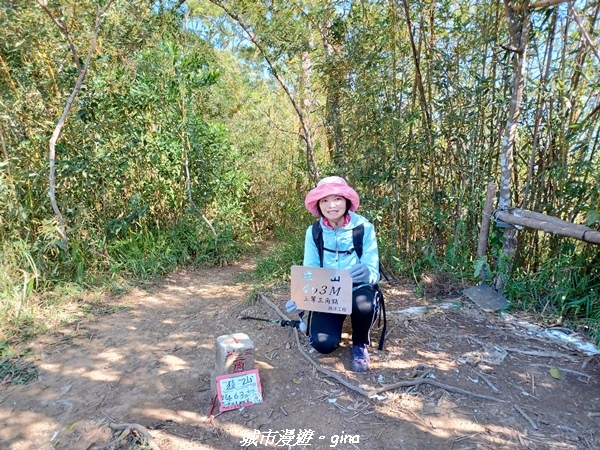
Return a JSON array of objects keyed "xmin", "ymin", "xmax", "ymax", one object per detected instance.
[{"xmin": 311, "ymin": 220, "xmax": 387, "ymax": 351}]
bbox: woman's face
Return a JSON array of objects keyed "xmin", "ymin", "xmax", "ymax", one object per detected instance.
[{"xmin": 319, "ymin": 194, "xmax": 347, "ymax": 223}]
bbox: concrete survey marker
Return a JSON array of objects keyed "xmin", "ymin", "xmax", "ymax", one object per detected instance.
[
  {"xmin": 211, "ymin": 333, "xmax": 255, "ymax": 400},
  {"xmin": 215, "ymin": 333, "xmax": 255, "ymax": 375},
  {"xmin": 463, "ymin": 284, "xmax": 509, "ymax": 312}
]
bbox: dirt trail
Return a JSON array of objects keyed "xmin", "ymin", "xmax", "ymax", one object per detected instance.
[{"xmin": 1, "ymin": 258, "xmax": 599, "ymax": 450}]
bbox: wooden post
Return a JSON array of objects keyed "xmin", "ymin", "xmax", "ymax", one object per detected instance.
[{"xmin": 476, "ymin": 183, "xmax": 497, "ymax": 283}]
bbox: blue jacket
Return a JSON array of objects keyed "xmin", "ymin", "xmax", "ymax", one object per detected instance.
[{"xmin": 303, "ymin": 211, "xmax": 380, "ymax": 286}]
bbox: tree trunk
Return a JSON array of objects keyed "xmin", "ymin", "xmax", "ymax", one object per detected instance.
[
  {"xmin": 494, "ymin": 209, "xmax": 600, "ymax": 244},
  {"xmin": 478, "ymin": 183, "xmax": 498, "ymax": 259},
  {"xmin": 477, "ymin": 183, "xmax": 498, "ymax": 283},
  {"xmin": 319, "ymin": 16, "xmax": 346, "ymax": 170},
  {"xmin": 300, "ymin": 49, "xmax": 319, "ymax": 182},
  {"xmin": 495, "ymin": 0, "xmax": 531, "ymax": 290},
  {"xmin": 400, "ymin": 0, "xmax": 432, "ymax": 133}
]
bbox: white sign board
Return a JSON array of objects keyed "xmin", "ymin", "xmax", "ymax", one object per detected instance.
[
  {"xmin": 216, "ymin": 369, "xmax": 263, "ymax": 412},
  {"xmin": 290, "ymin": 265, "xmax": 353, "ymax": 315}
]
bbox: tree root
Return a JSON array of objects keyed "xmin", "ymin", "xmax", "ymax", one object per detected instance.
[
  {"xmin": 258, "ymin": 293, "xmax": 505, "ymax": 402},
  {"xmin": 467, "ymin": 335, "xmax": 579, "ymax": 361},
  {"xmin": 91, "ymin": 423, "xmax": 160, "ymax": 450}
]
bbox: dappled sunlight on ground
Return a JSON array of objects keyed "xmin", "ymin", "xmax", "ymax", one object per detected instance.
[{"xmin": 1, "ymin": 264, "xmax": 598, "ymax": 449}]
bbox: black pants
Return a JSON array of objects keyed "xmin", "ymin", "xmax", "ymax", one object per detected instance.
[{"xmin": 307, "ymin": 284, "xmax": 379, "ymax": 354}]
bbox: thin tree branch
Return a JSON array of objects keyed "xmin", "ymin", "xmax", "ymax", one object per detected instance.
[
  {"xmin": 37, "ymin": 0, "xmax": 115, "ymax": 253},
  {"xmin": 495, "ymin": 0, "xmax": 531, "ymax": 289},
  {"xmin": 106, "ymin": 423, "xmax": 159, "ymax": 450},
  {"xmin": 569, "ymin": 3, "xmax": 600, "ymax": 64},
  {"xmin": 180, "ymin": 131, "xmax": 218, "ymax": 250},
  {"xmin": 400, "ymin": 0, "xmax": 432, "ymax": 132},
  {"xmin": 0, "ymin": 125, "xmax": 8, "ymax": 170},
  {"xmin": 37, "ymin": 1, "xmax": 82, "ymax": 73},
  {"xmin": 265, "ymin": 110, "xmax": 304, "ymax": 138},
  {"xmin": 514, "ymin": 404, "xmax": 539, "ymax": 430},
  {"xmin": 530, "ymin": 0, "xmax": 570, "ymax": 9},
  {"xmin": 579, "ymin": 103, "xmax": 600, "ymax": 127},
  {"xmin": 176, "ymin": 18, "xmax": 218, "ymax": 251}
]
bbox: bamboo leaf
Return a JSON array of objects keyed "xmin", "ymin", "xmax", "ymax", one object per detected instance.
[{"xmin": 549, "ymin": 367, "xmax": 561, "ymax": 379}]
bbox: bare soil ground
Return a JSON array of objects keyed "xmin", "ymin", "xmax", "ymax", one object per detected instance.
[{"xmin": 1, "ymin": 257, "xmax": 600, "ymax": 450}]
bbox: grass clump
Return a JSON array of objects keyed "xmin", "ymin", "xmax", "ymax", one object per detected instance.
[
  {"xmin": 0, "ymin": 357, "xmax": 39, "ymax": 386},
  {"xmin": 252, "ymin": 227, "xmax": 304, "ymax": 285}
]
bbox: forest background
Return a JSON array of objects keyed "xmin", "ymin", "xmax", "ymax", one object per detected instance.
[{"xmin": 1, "ymin": 0, "xmax": 599, "ymax": 355}]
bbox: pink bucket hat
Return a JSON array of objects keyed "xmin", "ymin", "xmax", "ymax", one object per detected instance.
[{"xmin": 304, "ymin": 176, "xmax": 360, "ymax": 217}]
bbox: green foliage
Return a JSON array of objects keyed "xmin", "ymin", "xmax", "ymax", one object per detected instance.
[
  {"xmin": 504, "ymin": 250, "xmax": 600, "ymax": 344},
  {"xmin": 0, "ymin": 1, "xmax": 253, "ymax": 342},
  {"xmin": 0, "ymin": 238, "xmax": 40, "ymax": 331},
  {"xmin": 108, "ymin": 218, "xmax": 219, "ymax": 279},
  {"xmin": 252, "ymin": 226, "xmax": 305, "ymax": 284},
  {"xmin": 106, "ymin": 195, "xmax": 148, "ymax": 239},
  {"xmin": 473, "ymin": 256, "xmax": 489, "ymax": 281}
]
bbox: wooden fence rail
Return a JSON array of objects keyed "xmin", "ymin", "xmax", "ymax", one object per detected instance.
[{"xmin": 493, "ymin": 209, "xmax": 600, "ymax": 245}]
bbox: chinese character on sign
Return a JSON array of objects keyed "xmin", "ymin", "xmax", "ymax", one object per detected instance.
[
  {"xmin": 232, "ymin": 356, "xmax": 246, "ymax": 373},
  {"xmin": 217, "ymin": 369, "xmax": 263, "ymax": 413},
  {"xmin": 303, "ymin": 270, "xmax": 313, "ymax": 281}
]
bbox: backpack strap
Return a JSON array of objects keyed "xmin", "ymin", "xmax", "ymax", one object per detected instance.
[
  {"xmin": 352, "ymin": 224, "xmax": 365, "ymax": 261},
  {"xmin": 375, "ymin": 285, "xmax": 387, "ymax": 351},
  {"xmin": 352, "ymin": 222, "xmax": 390, "ymax": 282},
  {"xmin": 312, "ymin": 220, "xmax": 324, "ymax": 267}
]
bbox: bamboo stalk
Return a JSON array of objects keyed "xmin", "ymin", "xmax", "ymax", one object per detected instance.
[
  {"xmin": 477, "ymin": 182, "xmax": 498, "ymax": 260},
  {"xmin": 569, "ymin": 3, "xmax": 600, "ymax": 64}
]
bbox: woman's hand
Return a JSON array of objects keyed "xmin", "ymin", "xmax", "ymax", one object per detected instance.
[
  {"xmin": 285, "ymin": 300, "xmax": 307, "ymax": 332},
  {"xmin": 349, "ymin": 263, "xmax": 369, "ymax": 283},
  {"xmin": 285, "ymin": 300, "xmax": 303, "ymax": 315}
]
